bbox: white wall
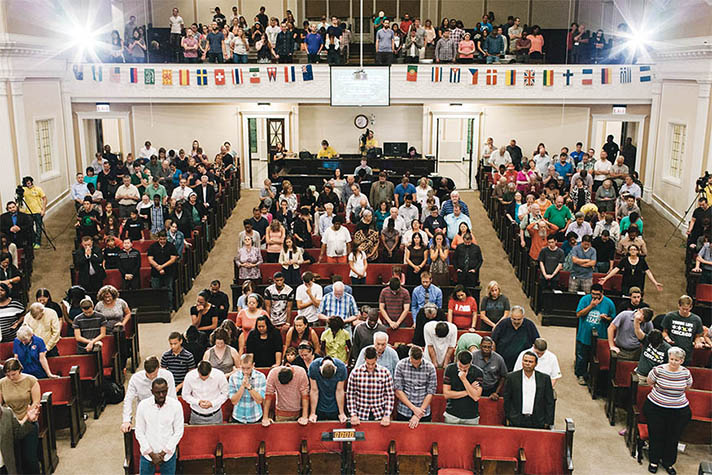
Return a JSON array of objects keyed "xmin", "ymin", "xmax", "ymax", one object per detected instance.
[
  {"xmin": 480, "ymin": 104, "xmax": 590, "ymax": 160},
  {"xmin": 298, "ymin": 105, "xmax": 423, "ymax": 155},
  {"xmin": 131, "ymin": 104, "xmax": 239, "ymax": 157}
]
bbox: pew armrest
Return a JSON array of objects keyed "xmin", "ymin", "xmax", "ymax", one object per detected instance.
[{"xmin": 565, "ymin": 418, "xmax": 575, "ymax": 473}]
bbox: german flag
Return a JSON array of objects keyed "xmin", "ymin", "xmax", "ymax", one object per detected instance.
[
  {"xmin": 505, "ymin": 70, "xmax": 516, "ymax": 86},
  {"xmin": 179, "ymin": 69, "xmax": 190, "ymax": 86},
  {"xmin": 601, "ymin": 68, "xmax": 611, "ymax": 85},
  {"xmin": 542, "ymin": 69, "xmax": 554, "ymax": 86},
  {"xmin": 406, "ymin": 65, "xmax": 417, "ymax": 82}
]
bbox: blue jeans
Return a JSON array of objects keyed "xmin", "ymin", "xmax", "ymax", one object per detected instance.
[
  {"xmin": 233, "ymin": 53, "xmax": 248, "ymax": 63},
  {"xmin": 351, "ymin": 276, "xmax": 366, "ymax": 285},
  {"xmin": 30, "ymin": 213, "xmax": 43, "ymax": 246},
  {"xmin": 486, "ymin": 55, "xmax": 500, "ymax": 64},
  {"xmin": 574, "ymin": 340, "xmax": 592, "ymax": 378},
  {"xmin": 140, "ymin": 452, "xmax": 176, "ymax": 475}
]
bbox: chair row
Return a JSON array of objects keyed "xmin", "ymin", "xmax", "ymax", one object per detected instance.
[{"xmin": 124, "ymin": 419, "xmax": 575, "ymax": 475}]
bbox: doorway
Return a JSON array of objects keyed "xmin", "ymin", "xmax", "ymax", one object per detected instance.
[
  {"xmin": 240, "ymin": 111, "xmax": 291, "ymax": 189},
  {"xmin": 76, "ymin": 112, "xmax": 131, "ymax": 170},
  {"xmin": 591, "ymin": 114, "xmax": 647, "ymax": 175},
  {"xmin": 433, "ymin": 115, "xmax": 479, "ymax": 189}
]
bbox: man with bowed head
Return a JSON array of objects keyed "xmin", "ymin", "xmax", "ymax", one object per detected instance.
[{"xmin": 346, "ymin": 346, "xmax": 394, "ymax": 426}]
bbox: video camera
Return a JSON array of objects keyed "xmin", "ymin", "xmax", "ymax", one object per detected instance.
[
  {"xmin": 697, "ymin": 171, "xmax": 711, "ymax": 190},
  {"xmin": 15, "ymin": 185, "xmax": 24, "ymax": 200}
]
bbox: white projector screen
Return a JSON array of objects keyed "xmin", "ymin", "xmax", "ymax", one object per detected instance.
[{"xmin": 330, "ymin": 67, "xmax": 390, "ymax": 107}]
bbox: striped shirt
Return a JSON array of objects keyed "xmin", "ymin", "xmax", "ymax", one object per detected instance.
[
  {"xmin": 161, "ymin": 348, "xmax": 195, "ymax": 386},
  {"xmin": 647, "ymin": 365, "xmax": 692, "ymax": 409},
  {"xmin": 318, "ymin": 293, "xmax": 359, "ymax": 329},
  {"xmin": 72, "ymin": 312, "xmax": 107, "ymax": 353},
  {"xmin": 378, "ymin": 287, "xmax": 410, "ymax": 323},
  {"xmin": 393, "ymin": 358, "xmax": 437, "ymax": 417},
  {"xmin": 228, "ymin": 370, "xmax": 266, "ymax": 423},
  {"xmin": 0, "ymin": 300, "xmax": 25, "ymax": 343},
  {"xmin": 346, "ymin": 364, "xmax": 394, "ymax": 420}
]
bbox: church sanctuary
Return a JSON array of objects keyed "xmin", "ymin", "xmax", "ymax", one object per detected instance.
[{"xmin": 0, "ymin": 0, "xmax": 710, "ymax": 474}]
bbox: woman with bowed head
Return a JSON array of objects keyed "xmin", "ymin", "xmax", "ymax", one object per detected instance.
[
  {"xmin": 204, "ymin": 328, "xmax": 240, "ymax": 378},
  {"xmin": 447, "ymin": 284, "xmax": 478, "ymax": 331},
  {"xmin": 429, "ymin": 232, "xmax": 450, "ymax": 288},
  {"xmin": 236, "ymin": 294, "xmax": 269, "ymax": 353},
  {"xmin": 478, "ymin": 281, "xmax": 510, "ymax": 330},
  {"xmin": 190, "ymin": 290, "xmax": 219, "ymax": 337},
  {"xmin": 245, "ymin": 316, "xmax": 283, "ymax": 368},
  {"xmin": 644, "ymin": 347, "xmax": 693, "ymax": 474},
  {"xmin": 283, "ymin": 316, "xmax": 321, "ymax": 357},
  {"xmin": 235, "ymin": 235, "xmax": 263, "ymax": 283}
]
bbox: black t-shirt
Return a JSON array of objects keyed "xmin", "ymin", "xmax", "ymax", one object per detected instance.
[
  {"xmin": 443, "ymin": 363, "xmax": 484, "ymax": 419},
  {"xmin": 78, "ymin": 209, "xmax": 100, "ymax": 236},
  {"xmin": 326, "ymin": 25, "xmax": 342, "ymax": 39},
  {"xmin": 248, "ymin": 217, "xmax": 269, "ymax": 239},
  {"xmin": 122, "ymin": 218, "xmax": 144, "ymax": 241},
  {"xmin": 592, "ymin": 237, "xmax": 616, "ymax": 263},
  {"xmin": 603, "ymin": 142, "xmax": 619, "ymax": 160},
  {"xmin": 537, "ymin": 246, "xmax": 565, "ymax": 275},
  {"xmin": 424, "ymin": 215, "xmax": 447, "ymax": 235},
  {"xmin": 102, "ymin": 246, "xmax": 121, "ymax": 269},
  {"xmin": 616, "ymin": 299, "xmax": 650, "ymax": 315},
  {"xmin": 662, "ymin": 311, "xmax": 703, "ymax": 363},
  {"xmin": 636, "ymin": 336, "xmax": 670, "ymax": 377},
  {"xmin": 190, "ymin": 305, "xmax": 219, "ymax": 332},
  {"xmin": 619, "ymin": 256, "xmax": 649, "ymax": 291},
  {"xmin": 147, "ymin": 242, "xmax": 179, "ymax": 277},
  {"xmin": 246, "ymin": 330, "xmax": 283, "ymax": 368},
  {"xmin": 691, "ymin": 206, "xmax": 712, "ymax": 237},
  {"xmin": 207, "ymin": 291, "xmax": 230, "ymax": 322}
]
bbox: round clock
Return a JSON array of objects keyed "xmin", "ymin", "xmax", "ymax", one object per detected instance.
[{"xmin": 354, "ymin": 114, "xmax": 369, "ymax": 129}]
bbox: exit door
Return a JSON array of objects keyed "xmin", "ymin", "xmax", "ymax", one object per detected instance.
[{"xmin": 435, "ymin": 116, "xmax": 477, "ymax": 189}]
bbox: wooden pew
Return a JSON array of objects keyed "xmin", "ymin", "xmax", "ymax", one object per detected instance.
[
  {"xmin": 47, "ymin": 353, "xmax": 104, "ymax": 419},
  {"xmin": 38, "ymin": 365, "xmax": 86, "ymax": 448}
]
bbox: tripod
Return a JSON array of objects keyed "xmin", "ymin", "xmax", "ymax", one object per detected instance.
[
  {"xmin": 16, "ymin": 193, "xmax": 56, "ymax": 251},
  {"xmin": 664, "ymin": 190, "xmax": 705, "ymax": 248}
]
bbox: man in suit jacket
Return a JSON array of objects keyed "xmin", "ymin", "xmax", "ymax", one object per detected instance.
[
  {"xmin": 0, "ymin": 201, "xmax": 32, "ymax": 248},
  {"xmin": 0, "ymin": 404, "xmax": 39, "ymax": 474},
  {"xmin": 502, "ymin": 351, "xmax": 555, "ymax": 429},
  {"xmin": 195, "ymin": 175, "xmax": 216, "ymax": 212},
  {"xmin": 72, "ymin": 235, "xmax": 106, "ymax": 293}
]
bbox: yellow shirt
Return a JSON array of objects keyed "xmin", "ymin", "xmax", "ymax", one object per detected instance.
[
  {"xmin": 317, "ymin": 146, "xmax": 338, "ymax": 159},
  {"xmin": 21, "ymin": 186, "xmax": 46, "ymax": 214},
  {"xmin": 320, "ymin": 328, "xmax": 350, "ymax": 362},
  {"xmin": 24, "ymin": 308, "xmax": 61, "ymax": 351},
  {"xmin": 361, "ymin": 138, "xmax": 378, "ymax": 156}
]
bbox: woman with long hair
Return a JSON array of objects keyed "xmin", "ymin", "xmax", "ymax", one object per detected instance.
[
  {"xmin": 245, "ymin": 315, "xmax": 283, "ymax": 367},
  {"xmin": 283, "ymin": 316, "xmax": 321, "ymax": 356},
  {"xmin": 479, "ymin": 281, "xmax": 510, "ymax": 330},
  {"xmin": 405, "ymin": 231, "xmax": 427, "ymax": 285},
  {"xmin": 265, "ymin": 219, "xmax": 286, "ymax": 263},
  {"xmin": 204, "ymin": 328, "xmax": 240, "ymax": 377},
  {"xmin": 447, "ymin": 284, "xmax": 478, "ymax": 331},
  {"xmin": 599, "ymin": 244, "xmax": 662, "ymax": 295},
  {"xmin": 279, "ymin": 235, "xmax": 304, "ymax": 287},
  {"xmin": 429, "ymin": 232, "xmax": 450, "ymax": 288},
  {"xmin": 348, "ymin": 242, "xmax": 369, "ymax": 285}
]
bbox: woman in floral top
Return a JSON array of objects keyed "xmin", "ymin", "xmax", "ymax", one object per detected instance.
[{"xmin": 235, "ymin": 235, "xmax": 262, "ymax": 281}]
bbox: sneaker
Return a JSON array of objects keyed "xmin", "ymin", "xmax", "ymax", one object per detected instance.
[
  {"xmin": 648, "ymin": 463, "xmax": 658, "ymax": 473},
  {"xmin": 577, "ymin": 376, "xmax": 587, "ymax": 386},
  {"xmin": 33, "ymin": 244, "xmax": 40, "ymax": 249}
]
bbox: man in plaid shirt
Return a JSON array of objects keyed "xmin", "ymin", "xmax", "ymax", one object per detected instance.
[
  {"xmin": 318, "ymin": 281, "xmax": 359, "ymax": 333},
  {"xmin": 393, "ymin": 346, "xmax": 437, "ymax": 428},
  {"xmin": 346, "ymin": 347, "xmax": 394, "ymax": 426},
  {"xmin": 228, "ymin": 354, "xmax": 266, "ymax": 423}
]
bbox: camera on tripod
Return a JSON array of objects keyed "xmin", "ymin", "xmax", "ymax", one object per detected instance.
[
  {"xmin": 697, "ymin": 171, "xmax": 711, "ymax": 190},
  {"xmin": 15, "ymin": 185, "xmax": 24, "ymax": 201}
]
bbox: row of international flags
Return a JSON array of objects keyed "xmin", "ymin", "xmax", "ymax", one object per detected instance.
[
  {"xmin": 409, "ymin": 65, "xmax": 652, "ymax": 86},
  {"xmin": 73, "ymin": 64, "xmax": 315, "ymax": 85}
]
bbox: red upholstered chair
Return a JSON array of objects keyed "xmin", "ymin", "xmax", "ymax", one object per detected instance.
[
  {"xmin": 178, "ymin": 425, "xmax": 220, "ymax": 474},
  {"xmin": 605, "ymin": 355, "xmax": 637, "ymax": 425},
  {"xmin": 0, "ymin": 342, "xmax": 14, "ymax": 361},
  {"xmin": 55, "ymin": 338, "xmax": 78, "ymax": 356},
  {"xmin": 478, "ymin": 398, "xmax": 506, "ymax": 426},
  {"xmin": 260, "ymin": 263, "xmax": 285, "ymax": 283},
  {"xmin": 685, "ymin": 389, "xmax": 712, "ymax": 444},
  {"xmin": 387, "ymin": 328, "xmax": 414, "ymax": 345},
  {"xmin": 628, "ymin": 380, "xmax": 653, "ymax": 462},
  {"xmin": 689, "ymin": 367, "xmax": 712, "ymax": 391},
  {"xmin": 436, "ymin": 368, "xmax": 444, "ymax": 394},
  {"xmin": 311, "ymin": 235, "xmax": 321, "ymax": 248},
  {"xmin": 430, "ymin": 394, "xmax": 446, "ymax": 423},
  {"xmin": 48, "ymin": 353, "xmax": 104, "ymax": 419},
  {"xmin": 103, "ymin": 269, "xmax": 123, "ymax": 289},
  {"xmin": 39, "ymin": 366, "xmax": 86, "ymax": 447},
  {"xmin": 227, "ymin": 312, "xmax": 238, "ymax": 323},
  {"xmin": 100, "ymin": 333, "xmax": 122, "ymax": 386},
  {"xmin": 139, "ymin": 267, "xmax": 152, "ymax": 288},
  {"xmin": 140, "ymin": 253, "xmax": 151, "ymax": 267},
  {"xmin": 177, "ymin": 397, "xmax": 190, "ymax": 422},
  {"xmin": 132, "ymin": 240, "xmax": 155, "ymax": 253},
  {"xmin": 558, "ymin": 271, "xmax": 571, "ymax": 289},
  {"xmin": 692, "ymin": 347, "xmax": 711, "ymax": 368},
  {"xmin": 588, "ymin": 333, "xmax": 610, "ymax": 399},
  {"xmin": 695, "ymin": 283, "xmax": 712, "ymax": 303}
]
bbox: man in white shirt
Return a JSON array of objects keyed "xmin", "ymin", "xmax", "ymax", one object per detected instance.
[
  {"xmin": 383, "ymin": 207, "xmax": 409, "ymax": 236},
  {"xmin": 481, "ymin": 137, "xmax": 494, "ymax": 162},
  {"xmin": 489, "ymin": 145, "xmax": 512, "ymax": 169},
  {"xmin": 169, "ymin": 8, "xmax": 185, "ymax": 62},
  {"xmin": 71, "ymin": 172, "xmax": 90, "ymax": 209},
  {"xmin": 296, "ymin": 271, "xmax": 323, "ymax": 324},
  {"xmin": 534, "ymin": 149, "xmax": 551, "ymax": 177},
  {"xmin": 121, "ymin": 356, "xmax": 177, "ymax": 433},
  {"xmin": 139, "ymin": 141, "xmax": 157, "ymax": 160},
  {"xmin": 181, "ymin": 361, "xmax": 229, "ymax": 425},
  {"xmin": 513, "ymin": 338, "xmax": 562, "ymax": 387},
  {"xmin": 116, "ymin": 175, "xmax": 141, "ymax": 219},
  {"xmin": 318, "ymin": 203, "xmax": 335, "ymax": 236},
  {"xmin": 423, "ymin": 321, "xmax": 457, "ymax": 369},
  {"xmin": 398, "ymin": 195, "xmax": 419, "ymax": 226},
  {"xmin": 619, "ymin": 174, "xmax": 642, "ymax": 201},
  {"xmin": 265, "ymin": 17, "xmax": 281, "ymax": 47},
  {"xmin": 502, "ymin": 351, "xmax": 555, "ymax": 429},
  {"xmin": 134, "ymin": 377, "xmax": 184, "ymax": 474},
  {"xmin": 592, "ymin": 150, "xmax": 612, "ymax": 192},
  {"xmin": 171, "ymin": 178, "xmax": 192, "ymax": 202},
  {"xmin": 345, "ymin": 184, "xmax": 369, "ymax": 223},
  {"xmin": 320, "ymin": 216, "xmax": 352, "ymax": 263}
]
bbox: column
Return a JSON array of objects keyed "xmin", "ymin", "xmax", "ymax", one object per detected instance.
[
  {"xmin": 0, "ymin": 81, "xmax": 20, "ymax": 206},
  {"xmin": 642, "ymin": 81, "xmax": 661, "ymax": 204},
  {"xmin": 686, "ymin": 80, "xmax": 712, "ymax": 209},
  {"xmin": 9, "ymin": 80, "xmax": 29, "ymax": 180},
  {"xmin": 61, "ymin": 89, "xmax": 79, "ymax": 179}
]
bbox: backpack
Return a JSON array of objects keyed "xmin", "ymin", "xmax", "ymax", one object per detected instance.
[{"xmin": 102, "ymin": 380, "xmax": 125, "ymax": 404}]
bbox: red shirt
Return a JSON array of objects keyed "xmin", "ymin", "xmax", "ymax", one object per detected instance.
[{"xmin": 448, "ymin": 296, "xmax": 478, "ymax": 329}]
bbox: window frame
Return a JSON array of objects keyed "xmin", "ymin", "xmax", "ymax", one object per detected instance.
[
  {"xmin": 662, "ymin": 120, "xmax": 687, "ymax": 187},
  {"xmin": 33, "ymin": 115, "xmax": 60, "ymax": 182}
]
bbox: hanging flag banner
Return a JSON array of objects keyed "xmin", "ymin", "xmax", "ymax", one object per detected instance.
[
  {"xmin": 110, "ymin": 67, "xmax": 121, "ymax": 83},
  {"xmin": 144, "ymin": 68, "xmax": 155, "ymax": 85},
  {"xmin": 562, "ymin": 69, "xmax": 573, "ymax": 86},
  {"xmin": 250, "ymin": 67, "xmax": 261, "ymax": 83},
  {"xmin": 406, "ymin": 65, "xmax": 417, "ymax": 82},
  {"xmin": 214, "ymin": 69, "xmax": 226, "ymax": 85},
  {"xmin": 600, "ymin": 67, "xmax": 611, "ymax": 85},
  {"xmin": 232, "ymin": 68, "xmax": 243, "ymax": 85},
  {"xmin": 162, "ymin": 69, "xmax": 173, "ymax": 85},
  {"xmin": 284, "ymin": 66, "xmax": 296, "ymax": 83},
  {"xmin": 266, "ymin": 67, "xmax": 277, "ymax": 81},
  {"xmin": 92, "ymin": 65, "xmax": 102, "ymax": 82},
  {"xmin": 581, "ymin": 68, "xmax": 593, "ymax": 85},
  {"xmin": 486, "ymin": 69, "xmax": 497, "ymax": 85},
  {"xmin": 196, "ymin": 69, "xmax": 208, "ymax": 86},
  {"xmin": 302, "ymin": 65, "xmax": 313, "ymax": 81},
  {"xmin": 73, "ymin": 64, "xmax": 84, "ymax": 80},
  {"xmin": 129, "ymin": 67, "xmax": 138, "ymax": 83},
  {"xmin": 469, "ymin": 68, "xmax": 478, "ymax": 85},
  {"xmin": 504, "ymin": 70, "xmax": 516, "ymax": 86},
  {"xmin": 431, "ymin": 67, "xmax": 442, "ymax": 82},
  {"xmin": 179, "ymin": 69, "xmax": 190, "ymax": 85},
  {"xmin": 523, "ymin": 69, "xmax": 535, "ymax": 86},
  {"xmin": 619, "ymin": 66, "xmax": 632, "ymax": 84},
  {"xmin": 639, "ymin": 65, "xmax": 651, "ymax": 82},
  {"xmin": 449, "ymin": 68, "xmax": 460, "ymax": 83},
  {"xmin": 542, "ymin": 69, "xmax": 554, "ymax": 86}
]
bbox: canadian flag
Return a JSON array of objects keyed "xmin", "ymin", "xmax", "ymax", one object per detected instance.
[{"xmin": 214, "ymin": 69, "xmax": 226, "ymax": 86}]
